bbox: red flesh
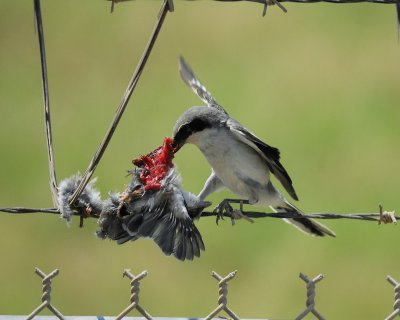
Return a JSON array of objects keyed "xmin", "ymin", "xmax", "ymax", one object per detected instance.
[{"xmin": 132, "ymin": 137, "xmax": 175, "ymax": 191}]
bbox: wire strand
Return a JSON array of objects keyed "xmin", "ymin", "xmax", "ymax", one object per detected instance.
[
  {"xmin": 1, "ymin": 205, "xmax": 397, "ymax": 224},
  {"xmin": 68, "ymin": 0, "xmax": 173, "ymax": 207},
  {"xmin": 33, "ymin": 0, "xmax": 59, "ymax": 207}
]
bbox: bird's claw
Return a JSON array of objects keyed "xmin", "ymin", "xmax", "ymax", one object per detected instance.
[
  {"xmin": 213, "ymin": 200, "xmax": 254, "ymax": 225},
  {"xmin": 213, "ymin": 199, "xmax": 234, "ymax": 225}
]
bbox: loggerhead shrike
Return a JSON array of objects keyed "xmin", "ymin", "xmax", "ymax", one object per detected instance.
[{"xmin": 172, "ymin": 57, "xmax": 335, "ymax": 237}]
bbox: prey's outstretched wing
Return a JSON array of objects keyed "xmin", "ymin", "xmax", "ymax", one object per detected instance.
[
  {"xmin": 122, "ymin": 183, "xmax": 205, "ymax": 261},
  {"xmin": 227, "ymin": 119, "xmax": 299, "ymax": 201},
  {"xmin": 179, "ymin": 56, "xmax": 228, "ymax": 115}
]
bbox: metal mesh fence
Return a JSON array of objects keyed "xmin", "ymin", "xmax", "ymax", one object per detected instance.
[{"xmin": 3, "ymin": 267, "xmax": 400, "ymax": 320}]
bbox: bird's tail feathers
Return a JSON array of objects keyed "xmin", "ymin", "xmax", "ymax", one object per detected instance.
[
  {"xmin": 178, "ymin": 56, "xmax": 228, "ymax": 115},
  {"xmin": 271, "ymin": 200, "xmax": 336, "ymax": 237}
]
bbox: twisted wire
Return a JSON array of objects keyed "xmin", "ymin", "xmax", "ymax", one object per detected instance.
[
  {"xmin": 2, "ymin": 205, "xmax": 398, "ymax": 225},
  {"xmin": 393, "ymin": 283, "xmax": 400, "ymax": 312},
  {"xmin": 26, "ymin": 268, "xmax": 64, "ymax": 320},
  {"xmin": 41, "ymin": 278, "xmax": 52, "ymax": 303},
  {"xmin": 296, "ymin": 273, "xmax": 325, "ymax": 320},
  {"xmin": 115, "ymin": 270, "xmax": 152, "ymax": 320},
  {"xmin": 130, "ymin": 278, "xmax": 140, "ymax": 304},
  {"xmin": 205, "ymin": 271, "xmax": 240, "ymax": 320},
  {"xmin": 305, "ymin": 280, "xmax": 316, "ymax": 309},
  {"xmin": 218, "ymin": 279, "xmax": 228, "ymax": 307},
  {"xmin": 386, "ymin": 276, "xmax": 400, "ymax": 320},
  {"xmin": 35, "ymin": 268, "xmax": 59, "ymax": 304}
]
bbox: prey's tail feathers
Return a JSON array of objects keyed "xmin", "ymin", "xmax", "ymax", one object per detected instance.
[{"xmin": 272, "ymin": 201, "xmax": 336, "ymax": 237}]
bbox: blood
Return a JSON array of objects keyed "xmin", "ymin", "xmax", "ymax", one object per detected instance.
[{"xmin": 132, "ymin": 137, "xmax": 175, "ymax": 190}]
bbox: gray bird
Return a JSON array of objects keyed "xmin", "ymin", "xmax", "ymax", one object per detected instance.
[
  {"xmin": 97, "ymin": 167, "xmax": 210, "ymax": 261},
  {"xmin": 172, "ymin": 57, "xmax": 335, "ymax": 237}
]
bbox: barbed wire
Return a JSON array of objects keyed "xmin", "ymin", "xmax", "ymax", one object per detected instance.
[
  {"xmin": 1, "ymin": 0, "xmax": 398, "ymax": 230},
  {"xmin": 0, "ymin": 204, "xmax": 397, "ymax": 226},
  {"xmin": 202, "ymin": 204, "xmax": 398, "ymax": 224},
  {"xmin": 110, "ymin": 0, "xmax": 400, "ymax": 21}
]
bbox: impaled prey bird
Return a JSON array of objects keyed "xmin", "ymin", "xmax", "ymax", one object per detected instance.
[{"xmin": 172, "ymin": 57, "xmax": 335, "ymax": 237}]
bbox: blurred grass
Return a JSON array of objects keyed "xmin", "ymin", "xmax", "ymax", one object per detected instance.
[{"xmin": 0, "ymin": 0, "xmax": 399, "ymax": 318}]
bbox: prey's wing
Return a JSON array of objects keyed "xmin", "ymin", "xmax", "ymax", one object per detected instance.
[
  {"xmin": 179, "ymin": 56, "xmax": 228, "ymax": 115},
  {"xmin": 132, "ymin": 186, "xmax": 205, "ymax": 261},
  {"xmin": 227, "ymin": 119, "xmax": 299, "ymax": 201}
]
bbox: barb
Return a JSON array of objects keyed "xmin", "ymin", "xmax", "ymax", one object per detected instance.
[
  {"xmin": 26, "ymin": 268, "xmax": 64, "ymax": 320},
  {"xmin": 68, "ymin": 0, "xmax": 173, "ymax": 208},
  {"xmin": 115, "ymin": 269, "xmax": 152, "ymax": 320},
  {"xmin": 33, "ymin": 0, "xmax": 59, "ymax": 207},
  {"xmin": 205, "ymin": 270, "xmax": 240, "ymax": 320},
  {"xmin": 295, "ymin": 273, "xmax": 326, "ymax": 320}
]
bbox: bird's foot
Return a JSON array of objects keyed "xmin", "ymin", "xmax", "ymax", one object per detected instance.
[
  {"xmin": 213, "ymin": 199, "xmax": 234, "ymax": 225},
  {"xmin": 213, "ymin": 199, "xmax": 254, "ymax": 225}
]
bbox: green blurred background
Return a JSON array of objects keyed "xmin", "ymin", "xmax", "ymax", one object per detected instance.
[{"xmin": 0, "ymin": 0, "xmax": 399, "ymax": 318}]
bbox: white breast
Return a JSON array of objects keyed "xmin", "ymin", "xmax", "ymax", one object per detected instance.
[{"xmin": 188, "ymin": 127, "xmax": 271, "ymax": 202}]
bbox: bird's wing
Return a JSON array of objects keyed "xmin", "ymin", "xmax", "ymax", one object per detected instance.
[
  {"xmin": 227, "ymin": 119, "xmax": 299, "ymax": 201},
  {"xmin": 131, "ymin": 184, "xmax": 205, "ymax": 261},
  {"xmin": 179, "ymin": 56, "xmax": 229, "ymax": 115}
]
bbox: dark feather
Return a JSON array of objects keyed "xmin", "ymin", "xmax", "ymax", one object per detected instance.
[
  {"xmin": 96, "ymin": 168, "xmax": 208, "ymax": 261},
  {"xmin": 228, "ymin": 120, "xmax": 299, "ymax": 201}
]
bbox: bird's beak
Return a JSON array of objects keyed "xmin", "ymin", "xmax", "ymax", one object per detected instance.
[{"xmin": 172, "ymin": 141, "xmax": 182, "ymax": 153}]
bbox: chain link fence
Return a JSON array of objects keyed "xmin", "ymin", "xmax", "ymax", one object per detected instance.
[{"xmin": 2, "ymin": 267, "xmax": 400, "ymax": 320}]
